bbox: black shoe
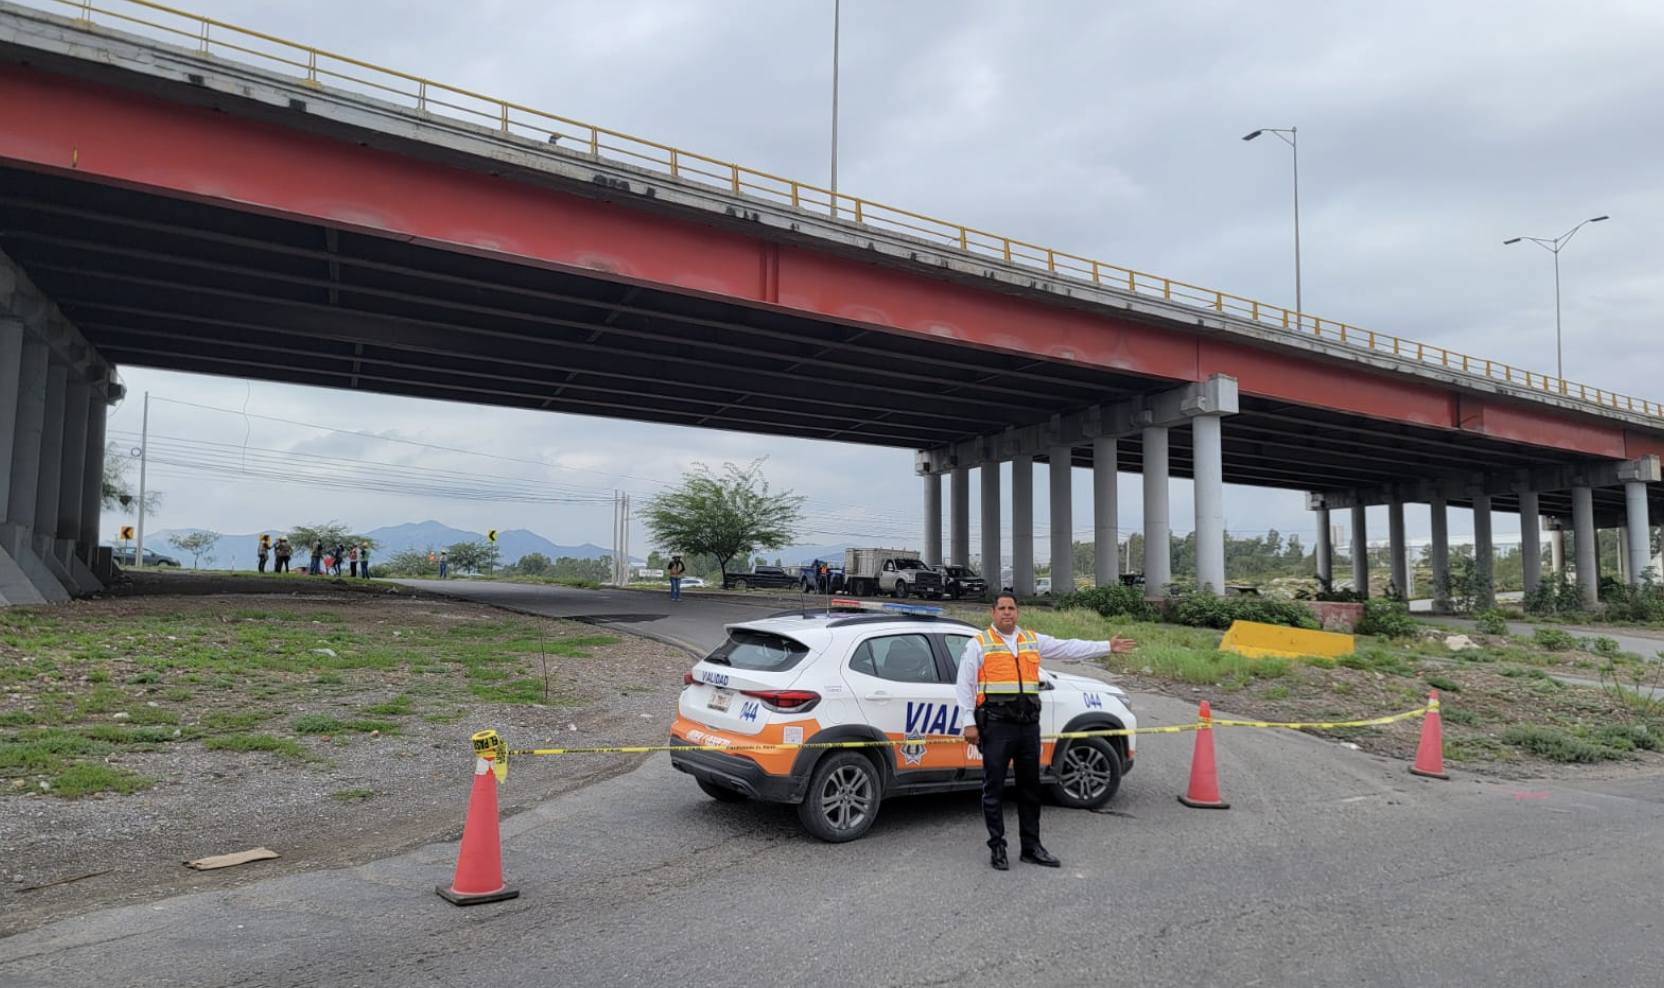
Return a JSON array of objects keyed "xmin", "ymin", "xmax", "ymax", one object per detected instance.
[
  {"xmin": 990, "ymin": 845, "xmax": 1009, "ymax": 871},
  {"xmin": 1020, "ymin": 846, "xmax": 1061, "ymax": 868}
]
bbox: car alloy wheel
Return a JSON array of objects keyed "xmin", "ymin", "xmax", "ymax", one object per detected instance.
[
  {"xmin": 1047, "ymin": 737, "xmax": 1122, "ymax": 809},
  {"xmin": 797, "ymin": 751, "xmax": 880, "ymax": 842}
]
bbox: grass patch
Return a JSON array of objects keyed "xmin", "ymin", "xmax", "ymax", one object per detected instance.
[
  {"xmin": 48, "ymin": 763, "xmax": 155, "ymax": 798},
  {"xmin": 1498, "ymin": 724, "xmax": 1620, "ymax": 763},
  {"xmin": 332, "ymin": 788, "xmax": 375, "ymax": 801},
  {"xmin": 362, "ymin": 695, "xmax": 414, "ymax": 716},
  {"xmin": 203, "ymin": 733, "xmax": 305, "ymax": 758},
  {"xmin": 1424, "ymin": 675, "xmax": 1461, "ymax": 693}
]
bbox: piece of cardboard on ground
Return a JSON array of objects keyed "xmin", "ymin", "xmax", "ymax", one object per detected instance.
[{"xmin": 184, "ymin": 847, "xmax": 281, "ymax": 871}]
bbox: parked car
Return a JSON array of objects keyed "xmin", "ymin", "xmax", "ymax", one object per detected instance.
[
  {"xmin": 112, "ymin": 546, "xmax": 181, "ymax": 567},
  {"xmin": 934, "ymin": 564, "xmax": 987, "ymax": 600},
  {"xmin": 721, "ymin": 566, "xmax": 797, "ymax": 590},
  {"xmin": 669, "ymin": 600, "xmax": 1136, "ymax": 842},
  {"xmin": 1035, "ymin": 577, "xmax": 1052, "ymax": 595},
  {"xmin": 680, "ymin": 576, "xmax": 708, "ymax": 589}
]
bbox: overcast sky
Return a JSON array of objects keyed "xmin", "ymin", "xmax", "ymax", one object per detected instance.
[{"xmin": 78, "ymin": 0, "xmax": 1664, "ymax": 562}]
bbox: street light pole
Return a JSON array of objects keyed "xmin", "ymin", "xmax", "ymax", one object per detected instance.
[
  {"xmin": 829, "ymin": 0, "xmax": 840, "ymax": 219},
  {"xmin": 1504, "ymin": 215, "xmax": 1609, "ymax": 385},
  {"xmin": 1243, "ymin": 126, "xmax": 1301, "ymax": 318}
]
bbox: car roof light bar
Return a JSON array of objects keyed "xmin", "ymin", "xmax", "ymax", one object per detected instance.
[{"xmin": 827, "ymin": 598, "xmax": 945, "ymax": 617}]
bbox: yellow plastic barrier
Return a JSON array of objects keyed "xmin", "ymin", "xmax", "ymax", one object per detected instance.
[{"xmin": 1219, "ymin": 620, "xmax": 1354, "ymax": 660}]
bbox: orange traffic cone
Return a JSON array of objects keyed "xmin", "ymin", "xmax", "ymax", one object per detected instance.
[
  {"xmin": 1177, "ymin": 700, "xmax": 1230, "ymax": 809},
  {"xmin": 1409, "ymin": 690, "xmax": 1450, "ymax": 780},
  {"xmin": 436, "ymin": 749, "xmax": 520, "ymax": 905}
]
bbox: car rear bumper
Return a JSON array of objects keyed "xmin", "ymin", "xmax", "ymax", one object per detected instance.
[{"xmin": 668, "ymin": 739, "xmax": 804, "ymax": 802}]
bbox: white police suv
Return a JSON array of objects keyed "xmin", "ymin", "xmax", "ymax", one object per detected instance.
[{"xmin": 669, "ymin": 600, "xmax": 1136, "ymax": 842}]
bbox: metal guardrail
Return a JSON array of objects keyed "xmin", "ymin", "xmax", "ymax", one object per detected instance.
[{"xmin": 23, "ymin": 0, "xmax": 1664, "ymax": 422}]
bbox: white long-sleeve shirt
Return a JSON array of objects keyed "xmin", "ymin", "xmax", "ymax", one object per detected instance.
[{"xmin": 955, "ymin": 627, "xmax": 1111, "ymax": 725}]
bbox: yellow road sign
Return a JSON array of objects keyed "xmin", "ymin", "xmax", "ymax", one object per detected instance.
[
  {"xmin": 120, "ymin": 526, "xmax": 134, "ymax": 540},
  {"xmin": 487, "ymin": 530, "xmax": 498, "ymax": 542}
]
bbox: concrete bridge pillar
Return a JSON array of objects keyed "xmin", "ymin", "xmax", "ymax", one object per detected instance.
[
  {"xmin": 1624, "ymin": 482, "xmax": 1651, "ymax": 586},
  {"xmin": 1430, "ymin": 495, "xmax": 1450, "ymax": 612},
  {"xmin": 1551, "ymin": 528, "xmax": 1565, "ymax": 575},
  {"xmin": 3, "ymin": 337, "xmax": 68, "ymax": 603},
  {"xmin": 1387, "ymin": 498, "xmax": 1408, "ymax": 600},
  {"xmin": 1049, "ymin": 446, "xmax": 1073, "ymax": 595},
  {"xmin": 80, "ymin": 384, "xmax": 112, "ymax": 580},
  {"xmin": 1616, "ymin": 526, "xmax": 1630, "ymax": 583},
  {"xmin": 950, "ymin": 465, "xmax": 969, "ymax": 568},
  {"xmin": 1141, "ymin": 425, "xmax": 1170, "ymax": 594},
  {"xmin": 1472, "ymin": 493, "xmax": 1495, "ymax": 610},
  {"xmin": 921, "ymin": 469, "xmax": 941, "ymax": 567},
  {"xmin": 1572, "ymin": 485, "xmax": 1597, "ymax": 608},
  {"xmin": 1011, "ymin": 454, "xmax": 1034, "ymax": 596},
  {"xmin": 1192, "ymin": 415, "xmax": 1225, "ymax": 595},
  {"xmin": 980, "ymin": 450, "xmax": 1001, "ymax": 598},
  {"xmin": 1092, "ymin": 437, "xmax": 1118, "ymax": 588},
  {"xmin": 1314, "ymin": 505, "xmax": 1332, "ymax": 583},
  {"xmin": 1519, "ymin": 493, "xmax": 1542, "ymax": 594},
  {"xmin": 1350, "ymin": 504, "xmax": 1369, "ymax": 599}
]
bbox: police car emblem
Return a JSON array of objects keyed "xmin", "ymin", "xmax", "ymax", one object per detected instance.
[{"xmin": 901, "ymin": 731, "xmax": 927, "ymax": 766}]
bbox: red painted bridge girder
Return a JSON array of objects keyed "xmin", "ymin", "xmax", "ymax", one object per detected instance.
[{"xmin": 2, "ymin": 61, "xmax": 1662, "ymax": 468}]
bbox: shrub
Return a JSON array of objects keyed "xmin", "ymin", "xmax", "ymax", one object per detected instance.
[
  {"xmin": 1473, "ymin": 610, "xmax": 1510, "ymax": 636},
  {"xmin": 1533, "ymin": 627, "xmax": 1577, "ymax": 651},
  {"xmin": 1055, "ymin": 584, "xmax": 1157, "ymax": 621},
  {"xmin": 1424, "ymin": 674, "xmax": 1460, "ymax": 693},
  {"xmin": 1498, "ymin": 724, "xmax": 1615, "ymax": 763},
  {"xmin": 1584, "ymin": 636, "xmax": 1621, "ymax": 657},
  {"xmin": 1164, "ymin": 590, "xmax": 1319, "ymax": 631},
  {"xmin": 1599, "ymin": 579, "xmax": 1664, "ymax": 623},
  {"xmin": 1523, "ymin": 572, "xmax": 1584, "ymax": 618},
  {"xmin": 1353, "ymin": 599, "xmax": 1418, "ymax": 638}
]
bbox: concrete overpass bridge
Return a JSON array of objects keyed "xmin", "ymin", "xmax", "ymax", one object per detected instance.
[{"xmin": 1, "ymin": 0, "xmax": 1661, "ymax": 607}]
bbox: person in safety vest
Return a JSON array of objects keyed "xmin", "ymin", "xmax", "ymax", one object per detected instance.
[{"xmin": 955, "ymin": 591, "xmax": 1137, "ymax": 871}]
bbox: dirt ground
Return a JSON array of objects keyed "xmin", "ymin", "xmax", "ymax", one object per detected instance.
[
  {"xmin": 5, "ymin": 575, "xmax": 1663, "ymax": 936},
  {"xmin": 1, "ymin": 574, "xmax": 695, "ymax": 936}
]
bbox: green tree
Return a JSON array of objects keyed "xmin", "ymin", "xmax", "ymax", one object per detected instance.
[
  {"xmin": 101, "ymin": 441, "xmax": 162, "ymax": 514},
  {"xmin": 552, "ymin": 556, "xmax": 612, "ymax": 582},
  {"xmin": 167, "ymin": 530, "xmax": 221, "ymax": 569},
  {"xmin": 643, "ymin": 459, "xmax": 804, "ymax": 582},
  {"xmin": 383, "ymin": 546, "xmax": 438, "ymax": 577},
  {"xmin": 288, "ymin": 521, "xmax": 369, "ymax": 552},
  {"xmin": 515, "ymin": 551, "xmax": 552, "ymax": 576},
  {"xmin": 445, "ymin": 540, "xmax": 501, "ymax": 576}
]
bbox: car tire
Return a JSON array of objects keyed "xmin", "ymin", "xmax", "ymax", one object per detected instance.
[
  {"xmin": 1046, "ymin": 736, "xmax": 1123, "ymax": 809},
  {"xmin": 697, "ymin": 779, "xmax": 749, "ymax": 803},
  {"xmin": 796, "ymin": 751, "xmax": 880, "ymax": 842},
  {"xmin": 894, "ymin": 580, "xmax": 908, "ymax": 598},
  {"xmin": 733, "ymin": 579, "xmax": 748, "ymax": 591}
]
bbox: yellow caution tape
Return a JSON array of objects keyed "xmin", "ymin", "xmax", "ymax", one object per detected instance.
[{"xmin": 490, "ymin": 702, "xmax": 1432, "ymax": 758}]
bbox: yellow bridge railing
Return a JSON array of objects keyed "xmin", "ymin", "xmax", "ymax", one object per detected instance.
[{"xmin": 25, "ymin": 0, "xmax": 1664, "ymax": 422}]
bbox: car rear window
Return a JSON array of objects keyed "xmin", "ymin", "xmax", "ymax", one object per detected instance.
[{"xmin": 703, "ymin": 630, "xmax": 811, "ymax": 672}]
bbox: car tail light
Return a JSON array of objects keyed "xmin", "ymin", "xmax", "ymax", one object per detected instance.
[
  {"xmin": 683, "ymin": 671, "xmax": 696, "ymax": 686},
  {"xmin": 739, "ymin": 689, "xmax": 821, "ymax": 713}
]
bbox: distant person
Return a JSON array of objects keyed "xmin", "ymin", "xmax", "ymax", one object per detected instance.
[
  {"xmin": 331, "ymin": 543, "xmax": 345, "ymax": 576},
  {"xmin": 309, "ymin": 540, "xmax": 323, "ymax": 576},
  {"xmin": 256, "ymin": 538, "xmax": 269, "ymax": 574},
  {"xmin": 359, "ymin": 542, "xmax": 371, "ymax": 579},
  {"xmin": 274, "ymin": 537, "xmax": 292, "ymax": 574},
  {"xmin": 667, "ymin": 555, "xmax": 686, "ymax": 601},
  {"xmin": 438, "ymin": 550, "xmax": 449, "ymax": 579},
  {"xmin": 348, "ymin": 544, "xmax": 360, "ymax": 578}
]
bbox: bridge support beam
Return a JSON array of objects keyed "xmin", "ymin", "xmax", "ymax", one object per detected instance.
[
  {"xmin": 2, "ymin": 336, "xmax": 66, "ymax": 604},
  {"xmin": 1092, "ymin": 437, "xmax": 1118, "ymax": 588},
  {"xmin": 1472, "ymin": 493, "xmax": 1495, "ymax": 611},
  {"xmin": 1519, "ymin": 493, "xmax": 1542, "ymax": 594},
  {"xmin": 1430, "ymin": 495, "xmax": 1450, "ymax": 612},
  {"xmin": 1550, "ymin": 528, "xmax": 1565, "ymax": 575},
  {"xmin": 1350, "ymin": 504, "xmax": 1369, "ymax": 599},
  {"xmin": 922, "ymin": 470, "xmax": 941, "ymax": 567},
  {"xmin": 1192, "ymin": 415, "xmax": 1224, "ymax": 594},
  {"xmin": 1616, "ymin": 526, "xmax": 1630, "ymax": 583},
  {"xmin": 980, "ymin": 447, "xmax": 1001, "ymax": 600},
  {"xmin": 1388, "ymin": 498, "xmax": 1408, "ymax": 600},
  {"xmin": 1011, "ymin": 455, "xmax": 1034, "ymax": 596},
  {"xmin": 1625, "ymin": 480, "xmax": 1651, "ymax": 586},
  {"xmin": 1314, "ymin": 506, "xmax": 1332, "ymax": 584},
  {"xmin": 1572, "ymin": 485, "xmax": 1597, "ymax": 608},
  {"xmin": 950, "ymin": 466, "xmax": 969, "ymax": 569},
  {"xmin": 1049, "ymin": 445, "xmax": 1073, "ymax": 596},
  {"xmin": 1142, "ymin": 426, "xmax": 1171, "ymax": 595}
]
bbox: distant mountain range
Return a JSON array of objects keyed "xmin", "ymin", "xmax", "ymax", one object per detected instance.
[
  {"xmin": 136, "ymin": 520, "xmax": 621, "ymax": 570},
  {"xmin": 130, "ymin": 528, "xmax": 892, "ymax": 572}
]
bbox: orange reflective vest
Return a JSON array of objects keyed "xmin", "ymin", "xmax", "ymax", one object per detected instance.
[{"xmin": 975, "ymin": 627, "xmax": 1041, "ymax": 706}]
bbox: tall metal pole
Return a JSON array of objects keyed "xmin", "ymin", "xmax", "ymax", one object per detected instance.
[
  {"xmin": 1504, "ymin": 215, "xmax": 1608, "ymax": 388},
  {"xmin": 830, "ymin": 0, "xmax": 840, "ymax": 219},
  {"xmin": 134, "ymin": 391, "xmax": 150, "ymax": 567},
  {"xmin": 1290, "ymin": 126, "xmax": 1301, "ymax": 317}
]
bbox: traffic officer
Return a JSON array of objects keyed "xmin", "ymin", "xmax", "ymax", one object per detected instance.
[{"xmin": 956, "ymin": 591, "xmax": 1137, "ymax": 870}]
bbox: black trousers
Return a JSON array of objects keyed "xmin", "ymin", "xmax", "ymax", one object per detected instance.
[{"xmin": 978, "ymin": 717, "xmax": 1042, "ymax": 851}]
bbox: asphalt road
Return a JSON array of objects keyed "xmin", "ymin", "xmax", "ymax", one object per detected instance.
[{"xmin": 4, "ymin": 582, "xmax": 1662, "ymax": 987}]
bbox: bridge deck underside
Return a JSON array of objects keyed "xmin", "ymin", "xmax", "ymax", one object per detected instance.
[{"xmin": 0, "ymin": 165, "xmax": 1656, "ymax": 527}]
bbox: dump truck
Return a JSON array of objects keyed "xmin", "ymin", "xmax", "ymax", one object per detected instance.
[{"xmin": 841, "ymin": 547, "xmax": 945, "ymax": 598}]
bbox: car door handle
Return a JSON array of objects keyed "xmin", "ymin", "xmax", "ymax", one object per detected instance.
[{"xmin": 864, "ymin": 690, "xmax": 894, "ymax": 704}]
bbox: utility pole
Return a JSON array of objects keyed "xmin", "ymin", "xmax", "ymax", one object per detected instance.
[{"xmin": 134, "ymin": 391, "xmax": 150, "ymax": 567}]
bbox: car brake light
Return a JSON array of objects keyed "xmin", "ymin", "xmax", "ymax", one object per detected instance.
[
  {"xmin": 683, "ymin": 671, "xmax": 696, "ymax": 686},
  {"xmin": 739, "ymin": 689, "xmax": 821, "ymax": 713}
]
